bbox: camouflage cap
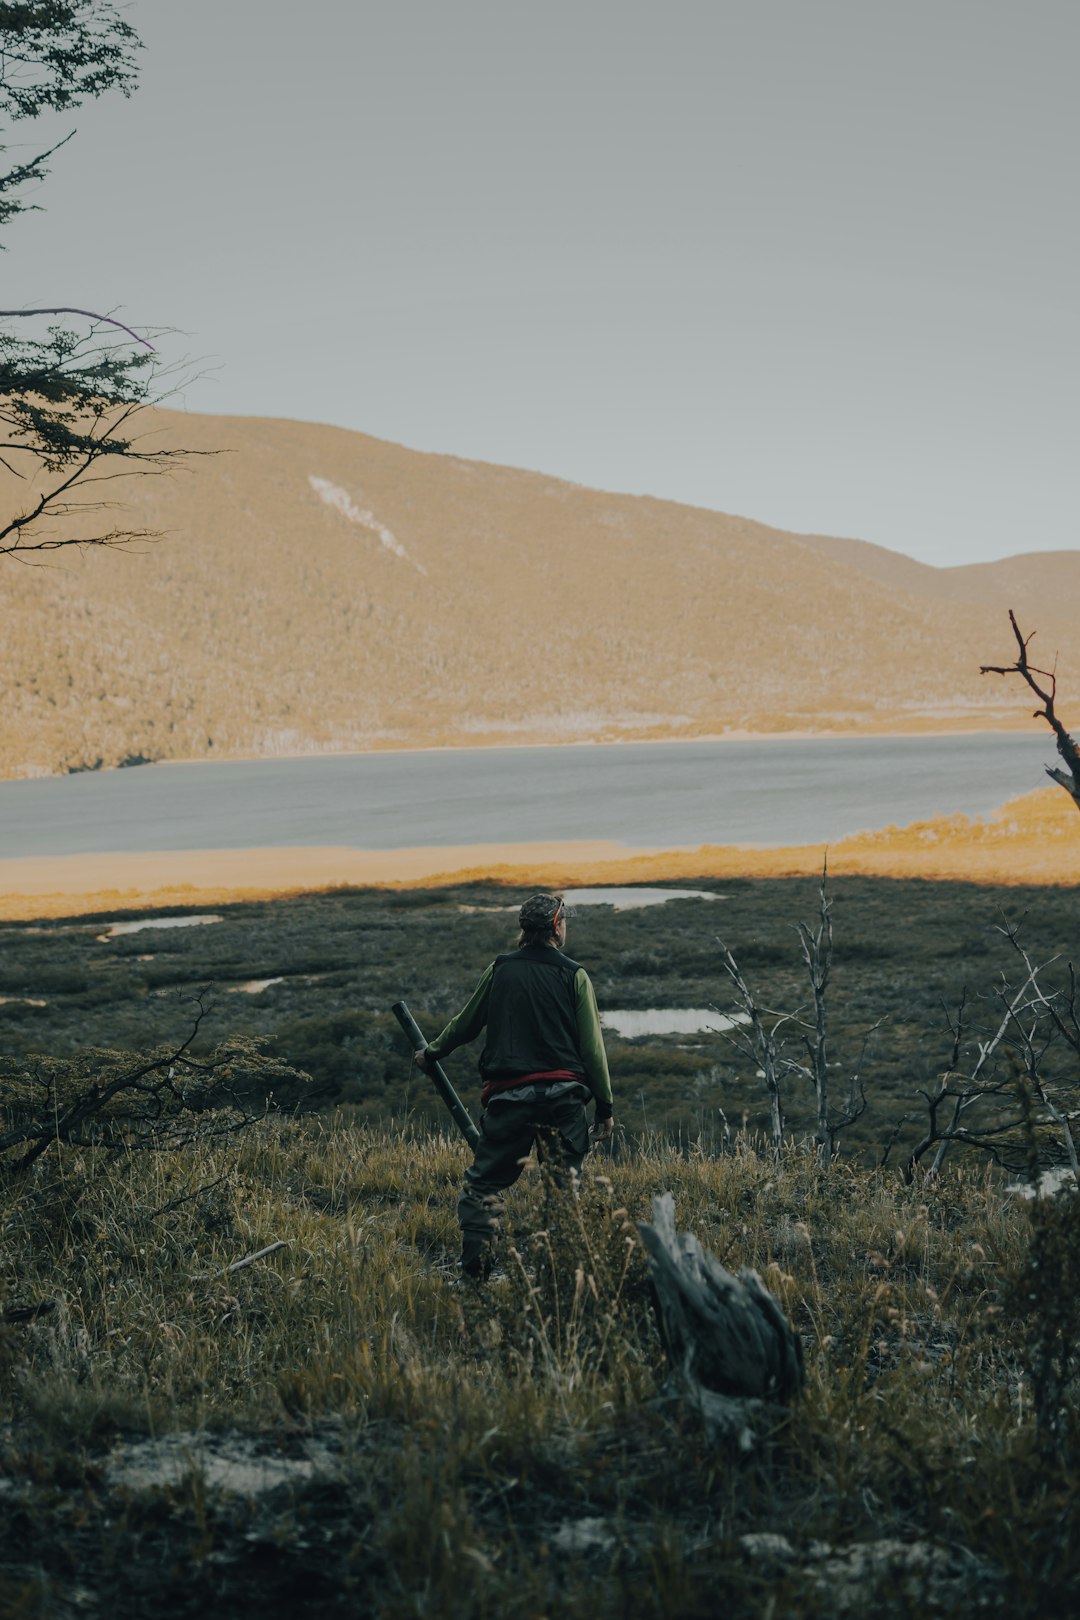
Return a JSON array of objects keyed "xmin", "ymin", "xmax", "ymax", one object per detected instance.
[{"xmin": 518, "ymin": 892, "xmax": 569, "ymax": 931}]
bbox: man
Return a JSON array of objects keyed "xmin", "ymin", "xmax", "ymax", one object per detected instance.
[{"xmin": 415, "ymin": 892, "xmax": 615, "ymax": 1279}]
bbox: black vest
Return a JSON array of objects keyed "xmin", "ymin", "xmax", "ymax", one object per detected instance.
[{"xmin": 479, "ymin": 945, "xmax": 583, "ymax": 1080}]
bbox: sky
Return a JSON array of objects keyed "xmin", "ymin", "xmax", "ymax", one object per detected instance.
[{"xmin": 5, "ymin": 0, "xmax": 1077, "ymax": 566}]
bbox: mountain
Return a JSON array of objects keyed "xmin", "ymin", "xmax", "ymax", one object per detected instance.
[{"xmin": 1, "ymin": 408, "xmax": 1077, "ymax": 778}]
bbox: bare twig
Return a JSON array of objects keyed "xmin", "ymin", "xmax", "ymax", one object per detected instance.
[
  {"xmin": 190, "ymin": 1241, "xmax": 288, "ymax": 1282},
  {"xmin": 0, "ymin": 306, "xmax": 155, "ymax": 350},
  {"xmin": 148, "ymin": 1171, "xmax": 231, "ymax": 1220},
  {"xmin": 905, "ymin": 928, "xmax": 1078, "ymax": 1181},
  {"xmin": 225, "ymin": 1240, "xmax": 287, "ymax": 1274}
]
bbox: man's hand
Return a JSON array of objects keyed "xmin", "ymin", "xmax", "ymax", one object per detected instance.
[
  {"xmin": 414, "ymin": 1047, "xmax": 435, "ymax": 1074},
  {"xmin": 590, "ymin": 1114, "xmax": 614, "ymax": 1144}
]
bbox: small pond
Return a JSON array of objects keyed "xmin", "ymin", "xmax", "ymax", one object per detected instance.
[
  {"xmin": 459, "ymin": 889, "xmax": 724, "ymax": 916},
  {"xmin": 97, "ymin": 914, "xmax": 224, "ymax": 940},
  {"xmin": 565, "ymin": 888, "xmax": 724, "ymax": 910},
  {"xmin": 601, "ymin": 1007, "xmax": 748, "ymax": 1037}
]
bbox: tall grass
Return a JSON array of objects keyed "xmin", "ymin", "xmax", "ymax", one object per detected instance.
[{"xmin": 3, "ymin": 1117, "xmax": 1078, "ymax": 1614}]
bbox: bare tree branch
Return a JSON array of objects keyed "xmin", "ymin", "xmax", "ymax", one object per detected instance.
[
  {"xmin": 981, "ymin": 610, "xmax": 1080, "ymax": 812},
  {"xmin": 0, "ymin": 996, "xmax": 314, "ymax": 1175},
  {"xmin": 715, "ymin": 940, "xmax": 789, "ymax": 1153},
  {"xmin": 996, "ymin": 926, "xmax": 1080, "ymax": 1179},
  {"xmin": 0, "ymin": 306, "xmax": 155, "ymax": 348}
]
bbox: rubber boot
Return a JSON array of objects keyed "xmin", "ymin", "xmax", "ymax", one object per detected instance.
[{"xmin": 461, "ymin": 1236, "xmax": 494, "ymax": 1282}]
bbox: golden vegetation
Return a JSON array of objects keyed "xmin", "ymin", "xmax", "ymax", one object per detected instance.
[{"xmin": 2, "ymin": 784, "xmax": 1076, "ymax": 922}]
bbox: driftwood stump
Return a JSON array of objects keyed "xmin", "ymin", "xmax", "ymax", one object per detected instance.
[{"xmin": 638, "ymin": 1192, "xmax": 804, "ymax": 1443}]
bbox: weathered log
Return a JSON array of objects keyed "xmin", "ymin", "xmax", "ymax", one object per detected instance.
[{"xmin": 638, "ymin": 1193, "xmax": 804, "ymax": 1420}]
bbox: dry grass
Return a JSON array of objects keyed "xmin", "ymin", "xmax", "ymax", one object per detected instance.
[{"xmin": 2, "ymin": 1116, "xmax": 1078, "ymax": 1615}]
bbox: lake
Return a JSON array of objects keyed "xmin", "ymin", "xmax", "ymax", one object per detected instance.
[{"xmin": 0, "ymin": 734, "xmax": 1054, "ymax": 859}]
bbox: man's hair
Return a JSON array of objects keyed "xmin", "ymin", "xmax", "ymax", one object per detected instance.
[{"xmin": 517, "ymin": 892, "xmax": 564, "ymax": 948}]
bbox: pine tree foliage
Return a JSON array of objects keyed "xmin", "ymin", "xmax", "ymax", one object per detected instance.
[
  {"xmin": 0, "ymin": 2, "xmax": 139, "ymax": 122},
  {"xmin": 0, "ymin": 2, "xmax": 180, "ymax": 558}
]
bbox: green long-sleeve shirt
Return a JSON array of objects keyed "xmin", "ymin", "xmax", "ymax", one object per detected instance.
[{"xmin": 427, "ymin": 960, "xmax": 613, "ymax": 1112}]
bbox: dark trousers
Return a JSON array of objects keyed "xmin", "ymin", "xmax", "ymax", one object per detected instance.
[{"xmin": 457, "ymin": 1090, "xmax": 590, "ymax": 1269}]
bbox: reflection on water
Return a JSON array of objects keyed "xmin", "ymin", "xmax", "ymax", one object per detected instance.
[
  {"xmin": 565, "ymin": 887, "xmax": 723, "ymax": 910},
  {"xmin": 0, "ymin": 995, "xmax": 47, "ymax": 1007},
  {"xmin": 459, "ymin": 888, "xmax": 723, "ymax": 918},
  {"xmin": 227, "ymin": 977, "xmax": 285, "ymax": 995},
  {"xmin": 97, "ymin": 914, "xmax": 224, "ymax": 940},
  {"xmin": 601, "ymin": 1007, "xmax": 748, "ymax": 1037}
]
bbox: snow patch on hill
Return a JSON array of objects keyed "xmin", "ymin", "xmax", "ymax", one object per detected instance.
[{"xmin": 308, "ymin": 476, "xmax": 426, "ymax": 574}]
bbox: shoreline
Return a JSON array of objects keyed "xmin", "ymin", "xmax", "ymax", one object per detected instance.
[
  {"xmin": 157, "ymin": 720, "xmax": 1037, "ymax": 766},
  {"xmin": 2, "ymin": 718, "xmax": 1039, "ymax": 783},
  {"xmin": 2, "ymin": 787, "xmax": 1077, "ymax": 922}
]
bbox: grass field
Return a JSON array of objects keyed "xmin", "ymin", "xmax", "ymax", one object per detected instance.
[
  {"xmin": 3, "ymin": 877, "xmax": 1079, "ymax": 1615},
  {"xmin": 2, "ymin": 1117, "xmax": 1078, "ymax": 1616}
]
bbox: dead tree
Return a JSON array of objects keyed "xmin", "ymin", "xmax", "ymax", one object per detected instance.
[
  {"xmin": 716, "ymin": 942, "xmax": 789, "ymax": 1152},
  {"xmin": 718, "ymin": 865, "xmax": 870, "ymax": 1161},
  {"xmin": 638, "ymin": 1192, "xmax": 803, "ymax": 1441},
  {"xmin": 786, "ymin": 862, "xmax": 871, "ymax": 1163},
  {"xmin": 998, "ymin": 927, "xmax": 1080, "ymax": 1180},
  {"xmin": 981, "ymin": 610, "xmax": 1080, "ymax": 813},
  {"xmin": 903, "ymin": 957, "xmax": 1042, "ymax": 1180},
  {"xmin": 0, "ymin": 996, "xmax": 312, "ymax": 1175},
  {"xmin": 795, "ymin": 866, "xmax": 832, "ymax": 1161},
  {"xmin": 899, "ymin": 929, "xmax": 1080, "ymax": 1182}
]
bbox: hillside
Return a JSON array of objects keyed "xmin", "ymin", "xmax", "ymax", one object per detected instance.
[{"xmin": 2, "ymin": 407, "xmax": 1078, "ymax": 777}]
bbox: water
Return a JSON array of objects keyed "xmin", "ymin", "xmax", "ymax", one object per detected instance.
[
  {"xmin": 565, "ymin": 887, "xmax": 723, "ymax": 909},
  {"xmin": 601, "ymin": 1007, "xmax": 749, "ymax": 1037},
  {"xmin": 0, "ymin": 734, "xmax": 1053, "ymax": 859},
  {"xmin": 461, "ymin": 888, "xmax": 722, "ymax": 912},
  {"xmin": 97, "ymin": 915, "xmax": 224, "ymax": 938}
]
